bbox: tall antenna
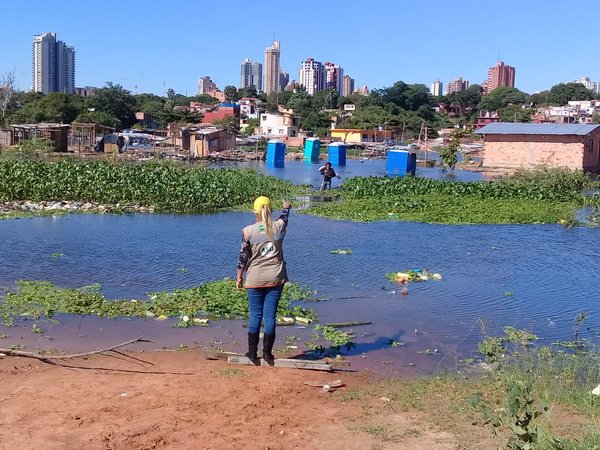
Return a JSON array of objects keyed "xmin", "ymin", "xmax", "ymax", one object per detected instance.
[{"xmin": 497, "ymin": 49, "xmax": 500, "ymax": 62}]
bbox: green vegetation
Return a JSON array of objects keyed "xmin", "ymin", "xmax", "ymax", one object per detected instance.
[
  {"xmin": 0, "ymin": 279, "xmax": 315, "ymax": 326},
  {"xmin": 0, "ymin": 160, "xmax": 301, "ymax": 213},
  {"xmin": 306, "ymin": 325, "xmax": 355, "ymax": 354},
  {"xmin": 331, "ymin": 321, "xmax": 600, "ymax": 449},
  {"xmin": 304, "ymin": 168, "xmax": 595, "ymax": 225}
]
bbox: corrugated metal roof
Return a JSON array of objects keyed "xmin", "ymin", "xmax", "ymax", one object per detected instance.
[{"xmin": 475, "ymin": 123, "xmax": 600, "ymax": 136}]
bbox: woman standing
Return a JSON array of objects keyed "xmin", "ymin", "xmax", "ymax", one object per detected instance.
[{"xmin": 237, "ymin": 196, "xmax": 292, "ymax": 365}]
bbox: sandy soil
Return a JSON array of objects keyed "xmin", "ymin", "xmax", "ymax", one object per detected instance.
[{"xmin": 0, "ymin": 349, "xmax": 482, "ymax": 450}]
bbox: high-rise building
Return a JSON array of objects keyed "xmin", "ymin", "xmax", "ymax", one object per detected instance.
[
  {"xmin": 573, "ymin": 76, "xmax": 600, "ymax": 94},
  {"xmin": 324, "ymin": 62, "xmax": 344, "ymax": 94},
  {"xmin": 485, "ymin": 61, "xmax": 515, "ymax": 93},
  {"xmin": 430, "ymin": 79, "xmax": 443, "ymax": 97},
  {"xmin": 197, "ymin": 76, "xmax": 217, "ymax": 95},
  {"xmin": 299, "ymin": 58, "xmax": 324, "ymax": 95},
  {"xmin": 32, "ymin": 32, "xmax": 75, "ymax": 94},
  {"xmin": 240, "ymin": 59, "xmax": 263, "ymax": 91},
  {"xmin": 342, "ymin": 75, "xmax": 355, "ymax": 97},
  {"xmin": 263, "ymin": 40, "xmax": 281, "ymax": 95},
  {"xmin": 446, "ymin": 77, "xmax": 470, "ymax": 95},
  {"xmin": 279, "ymin": 70, "xmax": 289, "ymax": 92}
]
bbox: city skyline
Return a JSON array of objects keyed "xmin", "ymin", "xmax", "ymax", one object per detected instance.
[{"xmin": 2, "ymin": 0, "xmax": 600, "ymax": 96}]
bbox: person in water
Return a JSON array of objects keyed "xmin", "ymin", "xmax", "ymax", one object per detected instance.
[
  {"xmin": 236, "ymin": 196, "xmax": 291, "ymax": 365},
  {"xmin": 318, "ymin": 162, "xmax": 341, "ymax": 190}
]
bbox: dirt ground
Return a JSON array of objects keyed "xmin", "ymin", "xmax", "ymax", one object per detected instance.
[{"xmin": 0, "ymin": 348, "xmax": 498, "ymax": 450}]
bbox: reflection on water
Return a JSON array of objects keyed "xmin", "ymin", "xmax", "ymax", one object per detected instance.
[{"xmin": 1, "ymin": 213, "xmax": 599, "ymax": 376}]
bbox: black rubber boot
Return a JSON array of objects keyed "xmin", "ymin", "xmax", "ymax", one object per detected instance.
[
  {"xmin": 245, "ymin": 332, "xmax": 260, "ymax": 365},
  {"xmin": 262, "ymin": 333, "xmax": 276, "ymax": 366}
]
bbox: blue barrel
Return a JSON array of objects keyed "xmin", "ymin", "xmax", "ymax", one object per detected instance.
[
  {"xmin": 304, "ymin": 138, "xmax": 320, "ymax": 162},
  {"xmin": 328, "ymin": 142, "xmax": 347, "ymax": 166},
  {"xmin": 266, "ymin": 139, "xmax": 286, "ymax": 168},
  {"xmin": 386, "ymin": 150, "xmax": 417, "ymax": 176}
]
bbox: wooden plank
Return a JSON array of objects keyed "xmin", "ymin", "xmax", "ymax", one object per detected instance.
[{"xmin": 227, "ymin": 356, "xmax": 332, "ymax": 371}]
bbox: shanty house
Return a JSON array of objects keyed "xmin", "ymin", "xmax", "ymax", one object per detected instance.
[{"xmin": 476, "ymin": 123, "xmax": 600, "ymax": 171}]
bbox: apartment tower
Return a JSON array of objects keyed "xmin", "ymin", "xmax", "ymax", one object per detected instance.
[
  {"xmin": 33, "ymin": 32, "xmax": 75, "ymax": 94},
  {"xmin": 343, "ymin": 75, "xmax": 355, "ymax": 97},
  {"xmin": 263, "ymin": 40, "xmax": 281, "ymax": 95},
  {"xmin": 430, "ymin": 79, "xmax": 443, "ymax": 97},
  {"xmin": 324, "ymin": 62, "xmax": 344, "ymax": 94},
  {"xmin": 240, "ymin": 59, "xmax": 263, "ymax": 92},
  {"xmin": 299, "ymin": 58, "xmax": 324, "ymax": 95},
  {"xmin": 197, "ymin": 76, "xmax": 217, "ymax": 95},
  {"xmin": 485, "ymin": 61, "xmax": 515, "ymax": 93},
  {"xmin": 446, "ymin": 77, "xmax": 469, "ymax": 95}
]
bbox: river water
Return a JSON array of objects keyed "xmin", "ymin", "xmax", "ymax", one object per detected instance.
[{"xmin": 0, "ymin": 162, "xmax": 597, "ymax": 376}]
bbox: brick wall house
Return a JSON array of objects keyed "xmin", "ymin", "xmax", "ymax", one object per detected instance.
[{"xmin": 476, "ymin": 123, "xmax": 600, "ymax": 172}]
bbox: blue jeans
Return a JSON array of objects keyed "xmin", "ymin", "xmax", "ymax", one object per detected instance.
[{"xmin": 246, "ymin": 284, "xmax": 284, "ymax": 335}]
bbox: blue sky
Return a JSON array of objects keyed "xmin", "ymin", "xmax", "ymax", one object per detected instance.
[{"xmin": 2, "ymin": 0, "xmax": 598, "ymax": 96}]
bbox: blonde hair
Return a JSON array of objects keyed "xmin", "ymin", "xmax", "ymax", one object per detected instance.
[{"xmin": 256, "ymin": 204, "xmax": 275, "ymax": 242}]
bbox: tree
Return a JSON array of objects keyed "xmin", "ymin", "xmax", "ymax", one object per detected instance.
[
  {"xmin": 478, "ymin": 87, "xmax": 528, "ymax": 111},
  {"xmin": 73, "ymin": 110, "xmax": 119, "ymax": 128},
  {"xmin": 439, "ymin": 129, "xmax": 470, "ymax": 170},
  {"xmin": 378, "ymin": 81, "xmax": 432, "ymax": 111},
  {"xmin": 223, "ymin": 85, "xmax": 240, "ymax": 103},
  {"xmin": 86, "ymin": 82, "xmax": 136, "ymax": 129},
  {"xmin": 0, "ymin": 70, "xmax": 16, "ymax": 125},
  {"xmin": 546, "ymin": 83, "xmax": 596, "ymax": 106},
  {"xmin": 528, "ymin": 91, "xmax": 549, "ymax": 107},
  {"xmin": 213, "ymin": 115, "xmax": 240, "ymax": 133},
  {"xmin": 313, "ymin": 88, "xmax": 338, "ymax": 109},
  {"xmin": 498, "ymin": 104, "xmax": 532, "ymax": 123},
  {"xmin": 10, "ymin": 93, "xmax": 84, "ymax": 124},
  {"xmin": 243, "ymin": 117, "xmax": 260, "ymax": 136},
  {"xmin": 189, "ymin": 94, "xmax": 219, "ymax": 105},
  {"xmin": 239, "ymin": 86, "xmax": 259, "ymax": 98},
  {"xmin": 443, "ymin": 84, "xmax": 483, "ymax": 116}
]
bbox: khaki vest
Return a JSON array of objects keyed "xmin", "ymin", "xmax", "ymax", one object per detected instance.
[{"xmin": 243, "ymin": 219, "xmax": 288, "ymax": 288}]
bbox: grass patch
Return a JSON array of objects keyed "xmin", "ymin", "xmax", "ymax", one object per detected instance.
[
  {"xmin": 0, "ymin": 279, "xmax": 316, "ymax": 326},
  {"xmin": 304, "ymin": 195, "xmax": 580, "ymax": 224},
  {"xmin": 303, "ymin": 167, "xmax": 596, "ymax": 225}
]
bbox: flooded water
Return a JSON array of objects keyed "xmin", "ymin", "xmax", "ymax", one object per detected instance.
[
  {"xmin": 1, "ymin": 212, "xmax": 598, "ymax": 377},
  {"xmin": 211, "ymin": 159, "xmax": 489, "ymax": 188}
]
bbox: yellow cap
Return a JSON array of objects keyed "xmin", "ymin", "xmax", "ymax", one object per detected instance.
[{"xmin": 253, "ymin": 196, "xmax": 271, "ymax": 212}]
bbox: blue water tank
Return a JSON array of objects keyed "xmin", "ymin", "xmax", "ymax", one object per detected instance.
[
  {"xmin": 386, "ymin": 150, "xmax": 417, "ymax": 176},
  {"xmin": 328, "ymin": 142, "xmax": 347, "ymax": 166},
  {"xmin": 266, "ymin": 139, "xmax": 286, "ymax": 168},
  {"xmin": 304, "ymin": 138, "xmax": 320, "ymax": 162}
]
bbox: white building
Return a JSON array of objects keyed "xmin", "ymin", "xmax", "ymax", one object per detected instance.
[
  {"xmin": 240, "ymin": 59, "xmax": 262, "ymax": 92},
  {"xmin": 239, "ymin": 98, "xmax": 259, "ymax": 119},
  {"xmin": 573, "ymin": 77, "xmax": 600, "ymax": 94},
  {"xmin": 299, "ymin": 58, "xmax": 324, "ymax": 95},
  {"xmin": 324, "ymin": 62, "xmax": 343, "ymax": 94},
  {"xmin": 33, "ymin": 32, "xmax": 75, "ymax": 94},
  {"xmin": 259, "ymin": 111, "xmax": 299, "ymax": 138},
  {"xmin": 430, "ymin": 79, "xmax": 443, "ymax": 97}
]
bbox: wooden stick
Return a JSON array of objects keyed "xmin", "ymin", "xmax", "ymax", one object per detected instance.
[
  {"xmin": 0, "ymin": 337, "xmax": 152, "ymax": 361},
  {"xmin": 324, "ymin": 321, "xmax": 372, "ymax": 328}
]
